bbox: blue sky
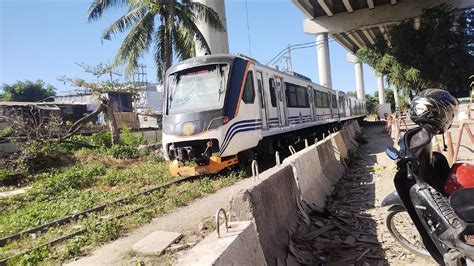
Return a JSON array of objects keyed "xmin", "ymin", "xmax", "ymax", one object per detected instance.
[{"xmin": 1, "ymin": 0, "xmax": 380, "ymax": 95}]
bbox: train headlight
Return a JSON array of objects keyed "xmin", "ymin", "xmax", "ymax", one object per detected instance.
[
  {"xmin": 208, "ymin": 116, "xmax": 230, "ymax": 130},
  {"xmin": 183, "ymin": 122, "xmax": 195, "ymax": 136}
]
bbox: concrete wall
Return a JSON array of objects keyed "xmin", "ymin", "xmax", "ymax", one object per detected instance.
[
  {"xmin": 175, "ymin": 221, "xmax": 265, "ymax": 266},
  {"xmin": 229, "ymin": 165, "xmax": 300, "ymax": 264},
  {"xmin": 177, "ymin": 122, "xmax": 361, "ymax": 265},
  {"xmin": 283, "ymin": 145, "xmax": 332, "ymax": 211}
]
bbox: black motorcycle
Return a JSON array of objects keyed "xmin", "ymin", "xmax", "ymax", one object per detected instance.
[{"xmin": 382, "ymin": 123, "xmax": 474, "ymax": 265}]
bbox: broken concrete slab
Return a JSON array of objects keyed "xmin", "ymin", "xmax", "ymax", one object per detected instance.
[
  {"xmin": 175, "ymin": 221, "xmax": 265, "ymax": 266},
  {"xmin": 131, "ymin": 231, "xmax": 181, "ymax": 256}
]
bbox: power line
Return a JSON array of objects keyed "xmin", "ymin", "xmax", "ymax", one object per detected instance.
[{"xmin": 245, "ymin": 0, "xmax": 252, "ymax": 56}]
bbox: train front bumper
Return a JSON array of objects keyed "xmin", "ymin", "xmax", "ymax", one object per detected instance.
[{"xmin": 169, "ymin": 155, "xmax": 238, "ymax": 177}]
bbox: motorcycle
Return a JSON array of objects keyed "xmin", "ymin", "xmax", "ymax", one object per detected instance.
[{"xmin": 381, "ymin": 123, "xmax": 474, "ymax": 265}]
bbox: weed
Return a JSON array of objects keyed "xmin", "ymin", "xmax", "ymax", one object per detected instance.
[
  {"xmin": 346, "ymin": 150, "xmax": 362, "ymax": 166},
  {"xmin": 0, "ymin": 169, "xmax": 10, "ymax": 182},
  {"xmin": 120, "ymin": 128, "xmax": 146, "ymax": 147},
  {"xmin": 15, "ymin": 246, "xmax": 49, "ymax": 266},
  {"xmin": 62, "ymin": 236, "xmax": 88, "ymax": 259},
  {"xmin": 101, "ymin": 167, "xmax": 126, "ymax": 187},
  {"xmin": 108, "ymin": 145, "xmax": 139, "ymax": 159},
  {"xmin": 27, "ymin": 163, "xmax": 106, "ymax": 198},
  {"xmin": 90, "ymin": 131, "xmax": 112, "ymax": 148},
  {"xmin": 88, "ymin": 220, "xmax": 122, "ymax": 244}
]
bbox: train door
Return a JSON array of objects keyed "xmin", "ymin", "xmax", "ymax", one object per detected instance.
[
  {"xmin": 308, "ymin": 86, "xmax": 316, "ymax": 121},
  {"xmin": 256, "ymin": 71, "xmax": 268, "ymax": 130},
  {"xmin": 268, "ymin": 77, "xmax": 279, "ymax": 128},
  {"xmin": 275, "ymin": 76, "xmax": 287, "ymax": 126}
]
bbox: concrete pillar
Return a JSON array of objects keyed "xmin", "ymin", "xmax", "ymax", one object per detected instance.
[
  {"xmin": 192, "ymin": 0, "xmax": 229, "ymax": 56},
  {"xmin": 393, "ymin": 87, "xmax": 400, "ymax": 108},
  {"xmin": 316, "ymin": 33, "xmax": 332, "ymax": 89},
  {"xmin": 377, "ymin": 75, "xmax": 385, "ymax": 104},
  {"xmin": 354, "ymin": 62, "xmax": 365, "ymax": 101}
]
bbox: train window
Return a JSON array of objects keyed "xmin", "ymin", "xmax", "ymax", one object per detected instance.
[
  {"xmin": 324, "ymin": 93, "xmax": 330, "ymax": 108},
  {"xmin": 332, "ymin": 94, "xmax": 337, "ymax": 108},
  {"xmin": 242, "ymin": 71, "xmax": 255, "ymax": 103},
  {"xmin": 315, "ymin": 91, "xmax": 322, "ymax": 108},
  {"xmin": 285, "ymin": 83, "xmax": 308, "ymax": 108},
  {"xmin": 269, "ymin": 78, "xmax": 277, "ymax": 107}
]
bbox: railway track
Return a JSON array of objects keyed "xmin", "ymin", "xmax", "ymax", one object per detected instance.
[{"xmin": 0, "ymin": 174, "xmax": 202, "ymax": 265}]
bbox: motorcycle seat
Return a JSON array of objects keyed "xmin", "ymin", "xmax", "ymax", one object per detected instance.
[{"xmin": 450, "ymin": 188, "xmax": 474, "ymax": 223}]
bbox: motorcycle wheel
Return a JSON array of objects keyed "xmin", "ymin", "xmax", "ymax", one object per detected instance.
[{"xmin": 386, "ymin": 205, "xmax": 431, "ymax": 258}]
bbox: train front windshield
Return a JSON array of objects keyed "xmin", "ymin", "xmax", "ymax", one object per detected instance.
[{"xmin": 167, "ymin": 64, "xmax": 228, "ymax": 115}]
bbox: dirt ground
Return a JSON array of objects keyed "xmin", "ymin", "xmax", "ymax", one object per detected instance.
[{"xmin": 358, "ymin": 123, "xmax": 437, "ymax": 265}]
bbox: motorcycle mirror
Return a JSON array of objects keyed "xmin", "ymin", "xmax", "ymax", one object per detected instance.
[{"xmin": 386, "ymin": 147, "xmax": 399, "ymax": 160}]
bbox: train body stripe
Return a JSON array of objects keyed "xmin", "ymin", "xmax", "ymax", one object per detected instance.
[
  {"xmin": 219, "ymin": 126, "xmax": 262, "ymax": 154},
  {"xmin": 221, "ymin": 119, "xmax": 261, "ymax": 146},
  {"xmin": 220, "ymin": 120, "xmax": 262, "ymax": 153}
]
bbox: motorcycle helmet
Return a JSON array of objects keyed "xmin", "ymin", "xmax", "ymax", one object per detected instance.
[{"xmin": 409, "ymin": 89, "xmax": 459, "ymax": 134}]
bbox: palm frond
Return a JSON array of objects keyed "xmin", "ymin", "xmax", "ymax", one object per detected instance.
[
  {"xmin": 172, "ymin": 22, "xmax": 195, "ymax": 60},
  {"xmin": 114, "ymin": 10, "xmax": 155, "ymax": 76},
  {"xmin": 181, "ymin": 1, "xmax": 224, "ymax": 32},
  {"xmin": 154, "ymin": 24, "xmax": 166, "ymax": 81},
  {"xmin": 86, "ymin": 0, "xmax": 130, "ymax": 22},
  {"xmin": 175, "ymin": 10, "xmax": 211, "ymax": 55},
  {"xmin": 102, "ymin": 4, "xmax": 148, "ymax": 40}
]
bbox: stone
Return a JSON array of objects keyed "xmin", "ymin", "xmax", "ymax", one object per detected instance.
[{"xmin": 132, "ymin": 231, "xmax": 181, "ymax": 256}]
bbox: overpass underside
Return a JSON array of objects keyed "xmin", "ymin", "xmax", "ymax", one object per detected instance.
[{"xmin": 293, "ymin": 0, "xmax": 473, "ymax": 114}]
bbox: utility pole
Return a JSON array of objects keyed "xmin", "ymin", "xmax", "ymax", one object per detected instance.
[{"xmin": 283, "ymin": 44, "xmax": 293, "ymax": 72}]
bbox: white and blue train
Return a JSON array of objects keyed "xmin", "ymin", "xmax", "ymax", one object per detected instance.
[{"xmin": 162, "ymin": 54, "xmax": 366, "ymax": 176}]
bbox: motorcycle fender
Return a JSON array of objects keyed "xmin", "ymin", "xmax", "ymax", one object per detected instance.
[{"xmin": 381, "ymin": 191, "xmax": 403, "ymax": 207}]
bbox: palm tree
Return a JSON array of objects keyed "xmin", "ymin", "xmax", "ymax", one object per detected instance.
[{"xmin": 86, "ymin": 0, "xmax": 225, "ymax": 80}]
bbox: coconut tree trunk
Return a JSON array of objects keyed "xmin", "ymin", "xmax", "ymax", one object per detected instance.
[
  {"xmin": 106, "ymin": 94, "xmax": 121, "ymax": 145},
  {"xmin": 163, "ymin": 10, "xmax": 174, "ymax": 76}
]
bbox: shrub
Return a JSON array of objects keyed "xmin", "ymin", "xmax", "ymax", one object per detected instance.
[
  {"xmin": 120, "ymin": 128, "xmax": 145, "ymax": 147},
  {"xmin": 16, "ymin": 140, "xmax": 75, "ymax": 174},
  {"xmin": 0, "ymin": 169, "xmax": 10, "ymax": 182},
  {"xmin": 28, "ymin": 163, "xmax": 106, "ymax": 198},
  {"xmin": 108, "ymin": 145, "xmax": 139, "ymax": 159},
  {"xmin": 90, "ymin": 131, "xmax": 112, "ymax": 148},
  {"xmin": 101, "ymin": 167, "xmax": 126, "ymax": 186}
]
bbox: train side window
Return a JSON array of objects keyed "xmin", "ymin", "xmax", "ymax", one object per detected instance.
[
  {"xmin": 269, "ymin": 78, "xmax": 277, "ymax": 107},
  {"xmin": 286, "ymin": 83, "xmax": 298, "ymax": 107},
  {"xmin": 332, "ymin": 94, "xmax": 337, "ymax": 108},
  {"xmin": 315, "ymin": 91, "xmax": 323, "ymax": 108},
  {"xmin": 285, "ymin": 83, "xmax": 308, "ymax": 108},
  {"xmin": 242, "ymin": 71, "xmax": 255, "ymax": 103},
  {"xmin": 322, "ymin": 92, "xmax": 329, "ymax": 108},
  {"xmin": 296, "ymin": 87, "xmax": 309, "ymax": 107}
]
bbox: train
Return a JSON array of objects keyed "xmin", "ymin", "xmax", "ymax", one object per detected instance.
[{"xmin": 161, "ymin": 54, "xmax": 366, "ymax": 176}]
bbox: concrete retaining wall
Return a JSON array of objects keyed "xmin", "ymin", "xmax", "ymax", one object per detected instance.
[
  {"xmin": 177, "ymin": 122, "xmax": 362, "ymax": 265},
  {"xmin": 175, "ymin": 221, "xmax": 265, "ymax": 266},
  {"xmin": 283, "ymin": 145, "xmax": 332, "ymax": 211},
  {"xmin": 316, "ymin": 138, "xmax": 345, "ymax": 185},
  {"xmin": 229, "ymin": 165, "xmax": 300, "ymax": 264},
  {"xmin": 330, "ymin": 132, "xmax": 348, "ymax": 163}
]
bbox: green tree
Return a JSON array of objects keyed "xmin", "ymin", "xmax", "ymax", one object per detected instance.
[
  {"xmin": 87, "ymin": 0, "xmax": 225, "ymax": 80},
  {"xmin": 365, "ymin": 94, "xmax": 378, "ymax": 115},
  {"xmin": 60, "ymin": 63, "xmax": 138, "ymax": 145},
  {"xmin": 374, "ymin": 88, "xmax": 396, "ymax": 112},
  {"xmin": 1, "ymin": 80, "xmax": 56, "ymax": 102},
  {"xmin": 357, "ymin": 4, "xmax": 474, "ymax": 98},
  {"xmin": 346, "ymin": 91, "xmax": 357, "ymax": 98}
]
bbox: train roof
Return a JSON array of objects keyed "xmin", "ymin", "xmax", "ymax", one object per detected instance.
[{"xmin": 166, "ymin": 54, "xmax": 364, "ymax": 103}]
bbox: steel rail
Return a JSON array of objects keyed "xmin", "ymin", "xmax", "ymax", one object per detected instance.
[
  {"xmin": 0, "ymin": 175, "xmax": 199, "ymax": 248},
  {"xmin": 0, "ymin": 174, "xmax": 202, "ymax": 265}
]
